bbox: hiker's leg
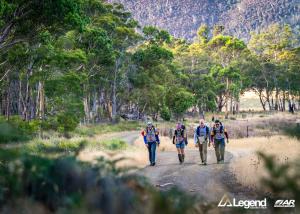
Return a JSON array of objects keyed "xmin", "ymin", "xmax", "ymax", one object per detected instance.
[
  {"xmin": 176, "ymin": 146, "xmax": 182, "ymax": 163},
  {"xmin": 151, "ymin": 142, "xmax": 157, "ymax": 164},
  {"xmin": 203, "ymin": 141, "xmax": 208, "ymax": 163},
  {"xmin": 199, "ymin": 143, "xmax": 204, "ymax": 162},
  {"xmin": 220, "ymin": 139, "xmax": 225, "ymax": 161},
  {"xmin": 180, "ymin": 147, "xmax": 185, "ymax": 162},
  {"xmin": 147, "ymin": 144, "xmax": 151, "ymax": 164},
  {"xmin": 214, "ymin": 140, "xmax": 220, "ymax": 162}
]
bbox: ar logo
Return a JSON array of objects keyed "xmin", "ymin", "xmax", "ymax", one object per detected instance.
[{"xmin": 218, "ymin": 194, "xmax": 233, "ymax": 207}]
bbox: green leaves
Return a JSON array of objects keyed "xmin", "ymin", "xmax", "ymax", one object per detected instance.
[
  {"xmin": 143, "ymin": 26, "xmax": 172, "ymax": 44},
  {"xmin": 133, "ymin": 45, "xmax": 173, "ymax": 68},
  {"xmin": 166, "ymin": 87, "xmax": 195, "ymax": 118}
]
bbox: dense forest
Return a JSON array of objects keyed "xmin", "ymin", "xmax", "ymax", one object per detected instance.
[
  {"xmin": 109, "ymin": 0, "xmax": 300, "ymax": 40},
  {"xmin": 0, "ymin": 0, "xmax": 300, "ymax": 134}
]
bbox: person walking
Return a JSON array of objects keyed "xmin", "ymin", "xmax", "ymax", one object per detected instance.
[
  {"xmin": 194, "ymin": 119, "xmax": 210, "ymax": 165},
  {"xmin": 141, "ymin": 121, "xmax": 160, "ymax": 166},
  {"xmin": 210, "ymin": 120, "xmax": 229, "ymax": 164},
  {"xmin": 173, "ymin": 122, "xmax": 187, "ymax": 164}
]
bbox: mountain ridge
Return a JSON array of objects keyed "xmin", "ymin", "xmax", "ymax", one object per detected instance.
[{"xmin": 107, "ymin": 0, "xmax": 300, "ymax": 41}]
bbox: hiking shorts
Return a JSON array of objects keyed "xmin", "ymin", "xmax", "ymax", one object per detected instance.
[{"xmin": 176, "ymin": 141, "xmax": 185, "ymax": 149}]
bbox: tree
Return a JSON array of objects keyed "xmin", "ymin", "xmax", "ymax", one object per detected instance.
[
  {"xmin": 166, "ymin": 87, "xmax": 195, "ymax": 119},
  {"xmin": 248, "ymin": 24, "xmax": 298, "ymax": 111}
]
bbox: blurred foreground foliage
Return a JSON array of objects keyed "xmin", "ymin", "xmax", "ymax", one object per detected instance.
[
  {"xmin": 258, "ymin": 152, "xmax": 300, "ymax": 208},
  {"xmin": 283, "ymin": 125, "xmax": 300, "ymax": 140},
  {"xmin": 0, "ymin": 149, "xmax": 197, "ymax": 213},
  {"xmin": 0, "ymin": 116, "xmax": 40, "ymax": 143}
]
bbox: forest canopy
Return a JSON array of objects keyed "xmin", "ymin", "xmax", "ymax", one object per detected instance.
[{"xmin": 0, "ymin": 0, "xmax": 299, "ymax": 134}]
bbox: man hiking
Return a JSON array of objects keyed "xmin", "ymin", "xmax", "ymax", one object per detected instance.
[
  {"xmin": 210, "ymin": 120, "xmax": 229, "ymax": 164},
  {"xmin": 194, "ymin": 119, "xmax": 210, "ymax": 165},
  {"xmin": 141, "ymin": 122, "xmax": 160, "ymax": 166},
  {"xmin": 173, "ymin": 122, "xmax": 188, "ymax": 164}
]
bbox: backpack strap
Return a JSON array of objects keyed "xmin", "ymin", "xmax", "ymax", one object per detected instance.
[
  {"xmin": 206, "ymin": 126, "xmax": 209, "ymax": 135},
  {"xmin": 196, "ymin": 126, "xmax": 200, "ymax": 136}
]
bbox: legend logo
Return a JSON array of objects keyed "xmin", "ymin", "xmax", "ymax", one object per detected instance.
[{"xmin": 218, "ymin": 194, "xmax": 267, "ymax": 209}]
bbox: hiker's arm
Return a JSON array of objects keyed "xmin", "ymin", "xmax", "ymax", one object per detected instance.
[
  {"xmin": 224, "ymin": 128, "xmax": 229, "ymax": 143},
  {"xmin": 155, "ymin": 130, "xmax": 160, "ymax": 144},
  {"xmin": 172, "ymin": 134, "xmax": 176, "ymax": 144},
  {"xmin": 194, "ymin": 129, "xmax": 198, "ymax": 145},
  {"xmin": 210, "ymin": 131, "xmax": 214, "ymax": 146},
  {"xmin": 206, "ymin": 127, "xmax": 210, "ymax": 142},
  {"xmin": 141, "ymin": 130, "xmax": 147, "ymax": 145}
]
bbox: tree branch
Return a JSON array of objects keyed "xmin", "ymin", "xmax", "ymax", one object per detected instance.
[
  {"xmin": 0, "ymin": 38, "xmax": 26, "ymax": 51},
  {"xmin": 0, "ymin": 69, "xmax": 11, "ymax": 82}
]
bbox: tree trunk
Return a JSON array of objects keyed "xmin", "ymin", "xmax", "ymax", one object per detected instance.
[
  {"xmin": 275, "ymin": 88, "xmax": 279, "ymax": 111},
  {"xmin": 5, "ymin": 78, "xmax": 10, "ymax": 121},
  {"xmin": 282, "ymin": 92, "xmax": 286, "ymax": 111},
  {"xmin": 225, "ymin": 78, "xmax": 229, "ymax": 118},
  {"xmin": 112, "ymin": 58, "xmax": 120, "ymax": 122},
  {"xmin": 258, "ymin": 90, "xmax": 266, "ymax": 111}
]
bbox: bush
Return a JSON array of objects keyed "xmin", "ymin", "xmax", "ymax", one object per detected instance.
[
  {"xmin": 0, "ymin": 149, "xmax": 197, "ymax": 213},
  {"xmin": 0, "ymin": 117, "xmax": 39, "ymax": 143},
  {"xmin": 25, "ymin": 140, "xmax": 87, "ymax": 155},
  {"xmin": 258, "ymin": 152, "xmax": 300, "ymax": 205},
  {"xmin": 101, "ymin": 139, "xmax": 127, "ymax": 151},
  {"xmin": 0, "ymin": 122, "xmax": 29, "ymax": 143},
  {"xmin": 74, "ymin": 121, "xmax": 141, "ymax": 136},
  {"xmin": 160, "ymin": 106, "xmax": 171, "ymax": 121},
  {"xmin": 283, "ymin": 125, "xmax": 300, "ymax": 139}
]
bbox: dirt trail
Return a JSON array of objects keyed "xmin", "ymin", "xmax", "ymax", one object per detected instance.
[
  {"xmin": 139, "ymin": 148, "xmax": 253, "ymax": 203},
  {"xmin": 84, "ymin": 131, "xmax": 256, "ymax": 202}
]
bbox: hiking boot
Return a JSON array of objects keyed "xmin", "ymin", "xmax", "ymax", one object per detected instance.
[
  {"xmin": 152, "ymin": 162, "xmax": 156, "ymax": 166},
  {"xmin": 182, "ymin": 154, "xmax": 185, "ymax": 162},
  {"xmin": 178, "ymin": 154, "xmax": 183, "ymax": 164},
  {"xmin": 203, "ymin": 162, "xmax": 207, "ymax": 165}
]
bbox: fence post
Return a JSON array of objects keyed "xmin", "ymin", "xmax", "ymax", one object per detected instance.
[{"xmin": 247, "ymin": 126, "xmax": 249, "ymax": 138}]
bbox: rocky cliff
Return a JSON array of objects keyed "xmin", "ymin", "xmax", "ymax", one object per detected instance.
[{"xmin": 107, "ymin": 0, "xmax": 300, "ymax": 40}]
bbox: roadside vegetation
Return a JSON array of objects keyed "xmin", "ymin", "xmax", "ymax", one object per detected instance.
[{"xmin": 0, "ymin": 0, "xmax": 299, "ymax": 212}]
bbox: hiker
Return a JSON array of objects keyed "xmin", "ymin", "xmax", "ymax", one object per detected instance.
[
  {"xmin": 210, "ymin": 120, "xmax": 229, "ymax": 164},
  {"xmin": 173, "ymin": 122, "xmax": 188, "ymax": 164},
  {"xmin": 194, "ymin": 119, "xmax": 210, "ymax": 165},
  {"xmin": 141, "ymin": 122, "xmax": 160, "ymax": 166}
]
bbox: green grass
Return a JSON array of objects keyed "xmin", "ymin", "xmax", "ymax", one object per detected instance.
[
  {"xmin": 23, "ymin": 139, "xmax": 87, "ymax": 155},
  {"xmin": 73, "ymin": 121, "xmax": 141, "ymax": 137},
  {"xmin": 101, "ymin": 139, "xmax": 128, "ymax": 151},
  {"xmin": 21, "ymin": 137, "xmax": 128, "ymax": 156},
  {"xmin": 0, "ymin": 122, "xmax": 31, "ymax": 143}
]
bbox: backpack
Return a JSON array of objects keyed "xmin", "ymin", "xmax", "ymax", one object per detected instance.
[
  {"xmin": 175, "ymin": 128, "xmax": 185, "ymax": 142},
  {"xmin": 196, "ymin": 125, "xmax": 209, "ymax": 137},
  {"xmin": 146, "ymin": 126, "xmax": 156, "ymax": 142}
]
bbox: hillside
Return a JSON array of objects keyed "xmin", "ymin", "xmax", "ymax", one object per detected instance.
[{"xmin": 107, "ymin": 0, "xmax": 300, "ymax": 40}]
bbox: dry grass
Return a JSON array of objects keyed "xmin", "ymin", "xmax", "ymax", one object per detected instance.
[
  {"xmin": 157, "ymin": 112, "xmax": 299, "ymax": 139},
  {"xmin": 228, "ymin": 135, "xmax": 300, "ymax": 190}
]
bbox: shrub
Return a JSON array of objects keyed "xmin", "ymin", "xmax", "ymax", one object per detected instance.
[
  {"xmin": 23, "ymin": 139, "xmax": 87, "ymax": 155},
  {"xmin": 74, "ymin": 121, "xmax": 141, "ymax": 136},
  {"xmin": 101, "ymin": 139, "xmax": 127, "ymax": 151},
  {"xmin": 0, "ymin": 117, "xmax": 39, "ymax": 143},
  {"xmin": 160, "ymin": 106, "xmax": 171, "ymax": 121},
  {"xmin": 0, "ymin": 149, "xmax": 198, "ymax": 213},
  {"xmin": 258, "ymin": 152, "xmax": 300, "ymax": 204},
  {"xmin": 283, "ymin": 125, "xmax": 300, "ymax": 139},
  {"xmin": 0, "ymin": 122, "xmax": 29, "ymax": 143}
]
